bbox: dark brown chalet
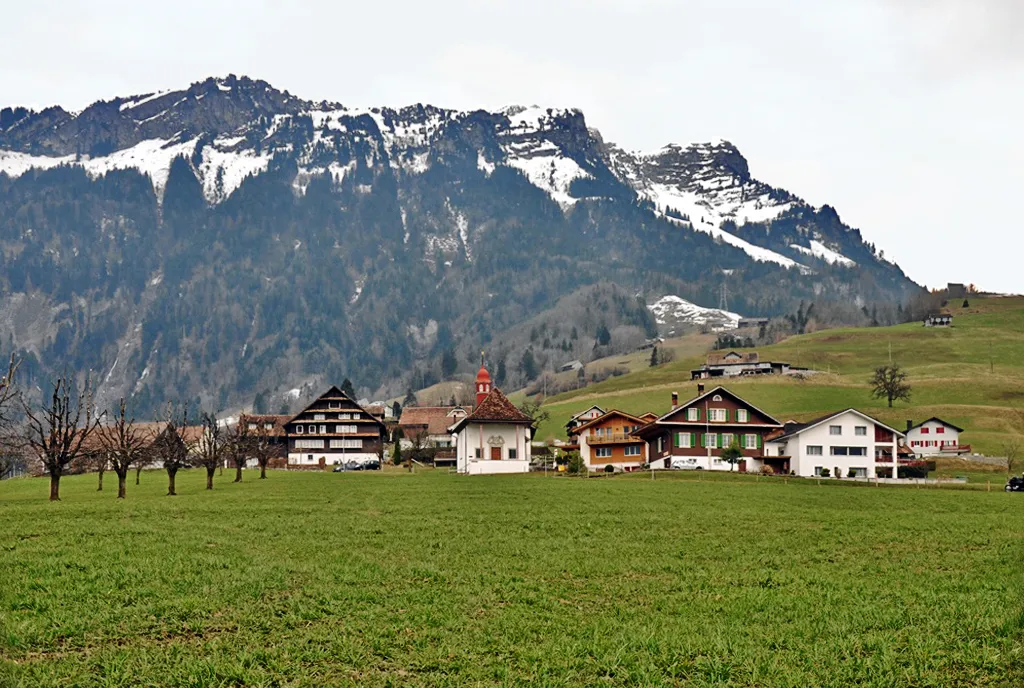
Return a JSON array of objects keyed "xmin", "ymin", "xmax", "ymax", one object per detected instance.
[
  {"xmin": 285, "ymin": 386, "xmax": 386, "ymax": 469},
  {"xmin": 635, "ymin": 384, "xmax": 783, "ymax": 472}
]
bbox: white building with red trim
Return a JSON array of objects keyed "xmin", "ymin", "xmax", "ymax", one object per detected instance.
[
  {"xmin": 449, "ymin": 365, "xmax": 535, "ymax": 475},
  {"xmin": 905, "ymin": 418, "xmax": 967, "ymax": 457}
]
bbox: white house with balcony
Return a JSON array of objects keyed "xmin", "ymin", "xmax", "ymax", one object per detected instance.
[
  {"xmin": 765, "ymin": 409, "xmax": 905, "ymax": 479},
  {"xmin": 905, "ymin": 418, "xmax": 967, "ymax": 456}
]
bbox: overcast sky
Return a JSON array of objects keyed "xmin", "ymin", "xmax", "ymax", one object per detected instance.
[{"xmin": 2, "ymin": 0, "xmax": 1022, "ymax": 293}]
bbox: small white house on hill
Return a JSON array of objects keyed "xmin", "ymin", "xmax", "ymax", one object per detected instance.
[
  {"xmin": 450, "ymin": 365, "xmax": 535, "ymax": 475},
  {"xmin": 906, "ymin": 418, "xmax": 966, "ymax": 456}
]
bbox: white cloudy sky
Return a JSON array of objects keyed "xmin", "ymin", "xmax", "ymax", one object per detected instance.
[{"xmin": 2, "ymin": 0, "xmax": 1022, "ymax": 293}]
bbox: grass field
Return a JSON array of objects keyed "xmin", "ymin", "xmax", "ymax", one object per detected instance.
[
  {"xmin": 3, "ymin": 469, "xmax": 1024, "ymax": 686},
  {"xmin": 537, "ymin": 296, "xmax": 1024, "ymax": 456}
]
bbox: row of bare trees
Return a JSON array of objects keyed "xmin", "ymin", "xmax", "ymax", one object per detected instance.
[{"xmin": 0, "ymin": 360, "xmax": 279, "ymax": 501}]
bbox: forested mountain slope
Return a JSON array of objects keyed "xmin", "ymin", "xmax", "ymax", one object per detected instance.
[{"xmin": 0, "ymin": 75, "xmax": 919, "ymax": 414}]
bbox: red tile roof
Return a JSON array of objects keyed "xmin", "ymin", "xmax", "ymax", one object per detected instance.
[
  {"xmin": 399, "ymin": 406, "xmax": 469, "ymax": 436},
  {"xmin": 451, "ymin": 388, "xmax": 533, "ymax": 432}
]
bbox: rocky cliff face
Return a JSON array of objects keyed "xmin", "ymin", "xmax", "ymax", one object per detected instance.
[{"xmin": 0, "ymin": 76, "xmax": 918, "ymax": 414}]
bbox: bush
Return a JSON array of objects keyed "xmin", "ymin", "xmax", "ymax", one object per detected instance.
[
  {"xmin": 847, "ymin": 468, "xmax": 858, "ymax": 478},
  {"xmin": 603, "ymin": 464, "xmax": 615, "ymax": 474},
  {"xmin": 759, "ymin": 465, "xmax": 775, "ymax": 476},
  {"xmin": 898, "ymin": 460, "xmax": 930, "ymax": 479},
  {"xmin": 566, "ymin": 452, "xmax": 587, "ymax": 476},
  {"xmin": 819, "ymin": 468, "xmax": 831, "ymax": 478}
]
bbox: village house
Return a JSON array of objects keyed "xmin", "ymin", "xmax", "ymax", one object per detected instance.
[
  {"xmin": 450, "ymin": 365, "xmax": 535, "ymax": 475},
  {"xmin": 905, "ymin": 418, "xmax": 968, "ymax": 457},
  {"xmin": 559, "ymin": 359, "xmax": 584, "ymax": 373},
  {"xmin": 635, "ymin": 385, "xmax": 784, "ymax": 472},
  {"xmin": 924, "ymin": 312, "xmax": 953, "ymax": 327},
  {"xmin": 764, "ymin": 410, "xmax": 906, "ymax": 478},
  {"xmin": 690, "ymin": 351, "xmax": 792, "ymax": 380},
  {"xmin": 284, "ymin": 386, "xmax": 387, "ymax": 468},
  {"xmin": 564, "ymin": 405, "xmax": 605, "ymax": 448},
  {"xmin": 237, "ymin": 413, "xmax": 289, "ymax": 468},
  {"xmin": 576, "ymin": 409, "xmax": 658, "ymax": 472},
  {"xmin": 398, "ymin": 406, "xmax": 470, "ymax": 449}
]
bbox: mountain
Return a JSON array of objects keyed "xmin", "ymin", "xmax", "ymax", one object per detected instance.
[{"xmin": 0, "ymin": 75, "xmax": 919, "ymax": 415}]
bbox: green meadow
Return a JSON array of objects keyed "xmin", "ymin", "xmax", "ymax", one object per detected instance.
[
  {"xmin": 3, "ymin": 469, "xmax": 1024, "ymax": 687},
  {"xmin": 537, "ymin": 296, "xmax": 1024, "ymax": 456}
]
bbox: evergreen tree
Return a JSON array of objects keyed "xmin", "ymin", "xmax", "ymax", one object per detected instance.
[
  {"xmin": 392, "ymin": 401, "xmax": 401, "ymax": 419},
  {"xmin": 403, "ymin": 388, "xmax": 417, "ymax": 407},
  {"xmin": 649, "ymin": 346, "xmax": 659, "ymax": 367},
  {"xmin": 520, "ymin": 348, "xmax": 538, "ymax": 381},
  {"xmin": 495, "ymin": 358, "xmax": 507, "ymax": 387},
  {"xmin": 253, "ymin": 389, "xmax": 269, "ymax": 414},
  {"xmin": 441, "ymin": 347, "xmax": 458, "ymax": 378},
  {"xmin": 596, "ymin": 324, "xmax": 611, "ymax": 346},
  {"xmin": 341, "ymin": 378, "xmax": 355, "ymax": 398}
]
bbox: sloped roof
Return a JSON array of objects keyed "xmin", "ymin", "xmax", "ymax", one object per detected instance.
[
  {"xmin": 399, "ymin": 406, "xmax": 468, "ymax": 436},
  {"xmin": 450, "ymin": 388, "xmax": 533, "ymax": 432},
  {"xmin": 707, "ymin": 351, "xmax": 759, "ymax": 366},
  {"xmin": 772, "ymin": 408, "xmax": 905, "ymax": 441},
  {"xmin": 239, "ymin": 414, "xmax": 289, "ymax": 437},
  {"xmin": 651, "ymin": 386, "xmax": 783, "ymax": 427},
  {"xmin": 286, "ymin": 386, "xmax": 386, "ymax": 429},
  {"xmin": 574, "ymin": 409, "xmax": 653, "ymax": 434},
  {"xmin": 907, "ymin": 417, "xmax": 965, "ymax": 433}
]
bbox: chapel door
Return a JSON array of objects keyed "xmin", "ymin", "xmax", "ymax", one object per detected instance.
[{"xmin": 490, "ymin": 447, "xmax": 502, "ymax": 461}]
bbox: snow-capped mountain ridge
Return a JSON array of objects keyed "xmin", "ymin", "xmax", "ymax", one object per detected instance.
[{"xmin": 1, "ymin": 76, "xmax": 876, "ymax": 271}]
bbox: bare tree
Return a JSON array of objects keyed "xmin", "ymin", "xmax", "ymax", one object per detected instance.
[
  {"xmin": 250, "ymin": 422, "xmax": 275, "ymax": 479},
  {"xmin": 87, "ymin": 446, "xmax": 107, "ymax": 491},
  {"xmin": 1005, "ymin": 439, "xmax": 1022, "ymax": 477},
  {"xmin": 225, "ymin": 421, "xmax": 250, "ymax": 483},
  {"xmin": 870, "ymin": 364, "xmax": 912, "ymax": 408},
  {"xmin": 98, "ymin": 399, "xmax": 154, "ymax": 499},
  {"xmin": 22, "ymin": 373, "xmax": 102, "ymax": 501},
  {"xmin": 152, "ymin": 403, "xmax": 193, "ymax": 496},
  {"xmin": 0, "ymin": 355, "xmax": 23, "ymax": 479},
  {"xmin": 194, "ymin": 412, "xmax": 224, "ymax": 490}
]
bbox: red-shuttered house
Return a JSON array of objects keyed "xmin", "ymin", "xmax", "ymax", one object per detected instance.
[
  {"xmin": 576, "ymin": 410, "xmax": 658, "ymax": 472},
  {"xmin": 635, "ymin": 385, "xmax": 783, "ymax": 472}
]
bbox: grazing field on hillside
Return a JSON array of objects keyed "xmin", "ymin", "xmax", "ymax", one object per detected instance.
[
  {"xmin": 3, "ymin": 470, "xmax": 1024, "ymax": 687},
  {"xmin": 538, "ymin": 296, "xmax": 1024, "ymax": 456}
]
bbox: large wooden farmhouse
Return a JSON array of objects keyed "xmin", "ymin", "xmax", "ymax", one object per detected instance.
[
  {"xmin": 635, "ymin": 385, "xmax": 784, "ymax": 472},
  {"xmin": 576, "ymin": 409, "xmax": 657, "ymax": 472},
  {"xmin": 285, "ymin": 386, "xmax": 386, "ymax": 468}
]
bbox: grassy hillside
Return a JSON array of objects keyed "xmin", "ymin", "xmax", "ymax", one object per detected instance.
[
  {"xmin": 3, "ymin": 470, "xmax": 1024, "ymax": 686},
  {"xmin": 537, "ymin": 296, "xmax": 1024, "ymax": 456}
]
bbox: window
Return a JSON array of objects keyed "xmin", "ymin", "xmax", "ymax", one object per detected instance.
[
  {"xmin": 596, "ymin": 447, "xmax": 613, "ymax": 458},
  {"xmin": 657, "ymin": 437, "xmax": 666, "ymax": 453},
  {"xmin": 474, "ymin": 448, "xmax": 482, "ymax": 459},
  {"xmin": 264, "ymin": 423, "xmax": 273, "ymax": 430},
  {"xmin": 624, "ymin": 445, "xmax": 641, "ymax": 457},
  {"xmin": 677, "ymin": 433, "xmax": 691, "ymax": 449},
  {"xmin": 737, "ymin": 409, "xmax": 749, "ymax": 423},
  {"xmin": 319, "ymin": 425, "xmax": 327, "ymax": 434},
  {"xmin": 849, "ymin": 467, "xmax": 867, "ymax": 478},
  {"xmin": 248, "ymin": 423, "xmax": 257, "ymax": 430},
  {"xmin": 308, "ymin": 425, "xmax": 316, "ymax": 434},
  {"xmin": 712, "ymin": 394, "xmax": 723, "ymax": 402},
  {"xmin": 314, "ymin": 414, "xmax": 326, "ymax": 421},
  {"xmin": 721, "ymin": 434, "xmax": 734, "ymax": 448},
  {"xmin": 295, "ymin": 426, "xmax": 304, "ymax": 434},
  {"xmin": 807, "ymin": 445, "xmax": 823, "ymax": 456},
  {"xmin": 936, "ymin": 427, "xmax": 945, "ymax": 434},
  {"xmin": 329, "ymin": 402, "xmax": 340, "ymax": 409},
  {"xmin": 921, "ymin": 427, "xmax": 930, "ymax": 434},
  {"xmin": 855, "ymin": 426, "xmax": 867, "ymax": 436},
  {"xmin": 330, "ymin": 439, "xmax": 362, "ymax": 449},
  {"xmin": 686, "ymin": 408, "xmax": 699, "ymax": 421},
  {"xmin": 831, "ymin": 446, "xmax": 849, "ymax": 456},
  {"xmin": 336, "ymin": 425, "xmax": 357, "ymax": 434},
  {"xmin": 508, "ymin": 448, "xmax": 518, "ymax": 460},
  {"xmin": 295, "ymin": 439, "xmax": 324, "ymax": 449},
  {"xmin": 709, "ymin": 409, "xmax": 727, "ymax": 422},
  {"xmin": 745, "ymin": 434, "xmax": 758, "ymax": 450},
  {"xmin": 704, "ymin": 434, "xmax": 718, "ymax": 449},
  {"xmin": 814, "ymin": 466, "xmax": 826, "ymax": 476},
  {"xmin": 829, "ymin": 426, "xmax": 842, "ymax": 436},
  {"xmin": 849, "ymin": 447, "xmax": 867, "ymax": 456}
]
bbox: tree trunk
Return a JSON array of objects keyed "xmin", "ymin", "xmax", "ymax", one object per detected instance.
[
  {"xmin": 97, "ymin": 468, "xmax": 104, "ymax": 491},
  {"xmin": 167, "ymin": 467, "xmax": 178, "ymax": 496},
  {"xmin": 117, "ymin": 472, "xmax": 127, "ymax": 499},
  {"xmin": 260, "ymin": 462, "xmax": 267, "ymax": 479},
  {"xmin": 206, "ymin": 466, "xmax": 215, "ymax": 490},
  {"xmin": 49, "ymin": 472, "xmax": 61, "ymax": 501},
  {"xmin": 234, "ymin": 463, "xmax": 243, "ymax": 483},
  {"xmin": 136, "ymin": 465, "xmax": 142, "ymax": 485}
]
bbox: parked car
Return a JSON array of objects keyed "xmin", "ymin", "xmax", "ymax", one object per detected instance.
[
  {"xmin": 1005, "ymin": 476, "xmax": 1024, "ymax": 492},
  {"xmin": 332, "ymin": 464, "xmax": 346, "ymax": 473},
  {"xmin": 363, "ymin": 460, "xmax": 381, "ymax": 471},
  {"xmin": 670, "ymin": 459, "xmax": 703, "ymax": 471}
]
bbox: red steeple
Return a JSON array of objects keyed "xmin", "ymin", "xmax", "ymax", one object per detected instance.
[{"xmin": 475, "ymin": 353, "xmax": 492, "ymax": 407}]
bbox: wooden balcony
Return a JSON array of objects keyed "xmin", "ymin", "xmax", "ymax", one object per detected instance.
[{"xmin": 587, "ymin": 434, "xmax": 642, "ymax": 445}]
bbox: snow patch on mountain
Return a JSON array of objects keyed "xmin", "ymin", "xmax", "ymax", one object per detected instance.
[
  {"xmin": 658, "ymin": 210, "xmax": 806, "ymax": 270},
  {"xmin": 789, "ymin": 239, "xmax": 856, "ymax": 267},
  {"xmin": 648, "ymin": 295, "xmax": 741, "ymax": 333},
  {"xmin": 198, "ymin": 146, "xmax": 273, "ymax": 203}
]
